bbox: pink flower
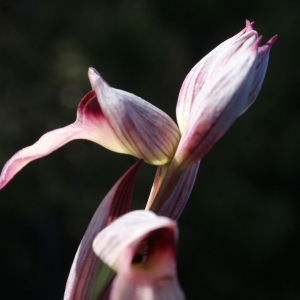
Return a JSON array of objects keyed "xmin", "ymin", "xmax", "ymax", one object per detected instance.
[
  {"xmin": 0, "ymin": 20, "xmax": 277, "ymax": 299},
  {"xmin": 0, "ymin": 21, "xmax": 276, "ymax": 220},
  {"xmin": 147, "ymin": 21, "xmax": 277, "ymax": 215},
  {"xmin": 174, "ymin": 20, "xmax": 277, "ymax": 170}
]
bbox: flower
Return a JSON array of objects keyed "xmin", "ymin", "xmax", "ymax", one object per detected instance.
[
  {"xmin": 147, "ymin": 20, "xmax": 277, "ymax": 215},
  {"xmin": 0, "ymin": 20, "xmax": 277, "ymax": 300},
  {"xmin": 0, "ymin": 21, "xmax": 276, "ymax": 219},
  {"xmin": 93, "ymin": 210, "xmax": 185, "ymax": 300},
  {"xmin": 173, "ymin": 20, "xmax": 277, "ymax": 170}
]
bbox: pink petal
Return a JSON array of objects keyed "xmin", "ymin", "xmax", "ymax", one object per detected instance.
[
  {"xmin": 145, "ymin": 165, "xmax": 183, "ymax": 214},
  {"xmin": 173, "ymin": 28, "xmax": 259, "ymax": 170},
  {"xmin": 64, "ymin": 160, "xmax": 142, "ymax": 300},
  {"xmin": 93, "ymin": 211, "xmax": 185, "ymax": 300},
  {"xmin": 0, "ymin": 67, "xmax": 181, "ymax": 189},
  {"xmin": 240, "ymin": 34, "xmax": 278, "ymax": 115},
  {"xmin": 156, "ymin": 161, "xmax": 200, "ymax": 220},
  {"xmin": 175, "ymin": 22, "xmax": 277, "ymax": 170},
  {"xmin": 0, "ymin": 90, "xmax": 120, "ymax": 189},
  {"xmin": 145, "ymin": 161, "xmax": 200, "ymax": 220},
  {"xmin": 176, "ymin": 21, "xmax": 258, "ymax": 132},
  {"xmin": 88, "ymin": 68, "xmax": 180, "ymax": 165},
  {"xmin": 0, "ymin": 124, "xmax": 81, "ymax": 190}
]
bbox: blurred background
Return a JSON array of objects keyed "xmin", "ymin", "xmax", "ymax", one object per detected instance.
[{"xmin": 0, "ymin": 0, "xmax": 299, "ymax": 299}]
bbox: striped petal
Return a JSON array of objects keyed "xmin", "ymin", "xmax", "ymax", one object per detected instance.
[
  {"xmin": 239, "ymin": 34, "xmax": 278, "ymax": 115},
  {"xmin": 93, "ymin": 210, "xmax": 185, "ymax": 300},
  {"xmin": 147, "ymin": 161, "xmax": 200, "ymax": 219},
  {"xmin": 0, "ymin": 68, "xmax": 180, "ymax": 189},
  {"xmin": 88, "ymin": 68, "xmax": 180, "ymax": 165},
  {"xmin": 176, "ymin": 20, "xmax": 257, "ymax": 132},
  {"xmin": 174, "ymin": 21, "xmax": 276, "ymax": 170},
  {"xmin": 64, "ymin": 160, "xmax": 142, "ymax": 300},
  {"xmin": 173, "ymin": 23, "xmax": 259, "ymax": 170}
]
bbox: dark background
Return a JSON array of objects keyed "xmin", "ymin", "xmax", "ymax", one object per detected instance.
[{"xmin": 0, "ymin": 0, "xmax": 299, "ymax": 299}]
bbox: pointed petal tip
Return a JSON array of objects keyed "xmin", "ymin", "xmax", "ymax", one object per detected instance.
[
  {"xmin": 267, "ymin": 34, "xmax": 278, "ymax": 47},
  {"xmin": 88, "ymin": 67, "xmax": 106, "ymax": 90},
  {"xmin": 88, "ymin": 67, "xmax": 99, "ymax": 76},
  {"xmin": 251, "ymin": 35, "xmax": 263, "ymax": 51},
  {"xmin": 0, "ymin": 176, "xmax": 7, "ymax": 190},
  {"xmin": 245, "ymin": 19, "xmax": 254, "ymax": 31},
  {"xmin": 257, "ymin": 34, "xmax": 277, "ymax": 57}
]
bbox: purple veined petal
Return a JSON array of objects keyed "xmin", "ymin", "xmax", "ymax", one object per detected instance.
[
  {"xmin": 0, "ymin": 67, "xmax": 180, "ymax": 189},
  {"xmin": 156, "ymin": 161, "xmax": 200, "ymax": 220},
  {"xmin": 145, "ymin": 164, "xmax": 183, "ymax": 215},
  {"xmin": 239, "ymin": 34, "xmax": 278, "ymax": 115},
  {"xmin": 0, "ymin": 90, "xmax": 123, "ymax": 190},
  {"xmin": 176, "ymin": 20, "xmax": 258, "ymax": 132},
  {"xmin": 88, "ymin": 68, "xmax": 180, "ymax": 165},
  {"xmin": 64, "ymin": 160, "xmax": 142, "ymax": 300},
  {"xmin": 93, "ymin": 210, "xmax": 185, "ymax": 300},
  {"xmin": 173, "ymin": 33, "xmax": 259, "ymax": 171},
  {"xmin": 145, "ymin": 161, "xmax": 200, "ymax": 220}
]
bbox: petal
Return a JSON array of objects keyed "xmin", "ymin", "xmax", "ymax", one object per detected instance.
[
  {"xmin": 173, "ymin": 30, "xmax": 259, "ymax": 170},
  {"xmin": 176, "ymin": 20, "xmax": 258, "ymax": 132},
  {"xmin": 239, "ymin": 34, "xmax": 278, "ymax": 115},
  {"xmin": 64, "ymin": 160, "xmax": 142, "ymax": 300},
  {"xmin": 156, "ymin": 161, "xmax": 200, "ymax": 220},
  {"xmin": 108, "ymin": 269, "xmax": 185, "ymax": 300},
  {"xmin": 88, "ymin": 68, "xmax": 180, "ymax": 165},
  {"xmin": 145, "ymin": 161, "xmax": 200, "ymax": 220},
  {"xmin": 0, "ymin": 90, "xmax": 119, "ymax": 189},
  {"xmin": 0, "ymin": 68, "xmax": 180, "ymax": 189},
  {"xmin": 93, "ymin": 210, "xmax": 185, "ymax": 300}
]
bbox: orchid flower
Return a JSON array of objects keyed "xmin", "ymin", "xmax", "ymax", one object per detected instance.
[
  {"xmin": 147, "ymin": 20, "xmax": 277, "ymax": 215},
  {"xmin": 0, "ymin": 68, "xmax": 180, "ymax": 189},
  {"xmin": 93, "ymin": 210, "xmax": 185, "ymax": 300},
  {"xmin": 64, "ymin": 160, "xmax": 142, "ymax": 300},
  {"xmin": 0, "ymin": 20, "xmax": 277, "ymax": 300},
  {"xmin": 0, "ymin": 21, "xmax": 276, "ymax": 220}
]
